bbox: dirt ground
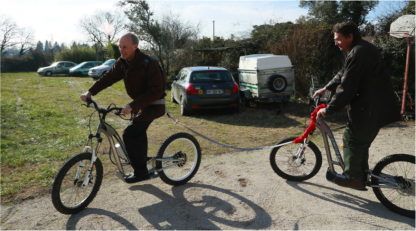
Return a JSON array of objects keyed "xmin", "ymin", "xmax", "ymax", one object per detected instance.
[{"xmin": 1, "ymin": 121, "xmax": 415, "ymax": 230}]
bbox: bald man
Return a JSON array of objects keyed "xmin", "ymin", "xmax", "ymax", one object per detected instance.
[{"xmin": 81, "ymin": 33, "xmax": 165, "ymax": 183}]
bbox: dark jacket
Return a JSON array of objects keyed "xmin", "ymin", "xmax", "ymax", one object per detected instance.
[
  {"xmin": 325, "ymin": 38, "xmax": 401, "ymax": 134},
  {"xmin": 88, "ymin": 49, "xmax": 165, "ymax": 121}
]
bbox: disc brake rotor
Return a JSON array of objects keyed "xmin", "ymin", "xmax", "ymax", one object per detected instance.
[
  {"xmin": 396, "ymin": 177, "xmax": 415, "ymax": 196},
  {"xmin": 288, "ymin": 156, "xmax": 305, "ymax": 167},
  {"xmin": 173, "ymin": 151, "xmax": 187, "ymax": 167}
]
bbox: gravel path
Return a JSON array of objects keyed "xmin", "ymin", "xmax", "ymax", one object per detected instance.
[{"xmin": 1, "ymin": 121, "xmax": 415, "ymax": 230}]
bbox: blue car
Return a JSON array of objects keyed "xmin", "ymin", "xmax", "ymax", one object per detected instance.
[{"xmin": 171, "ymin": 67, "xmax": 240, "ymax": 116}]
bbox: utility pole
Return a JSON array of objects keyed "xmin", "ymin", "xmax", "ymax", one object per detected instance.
[{"xmin": 213, "ymin": 20, "xmax": 215, "ymax": 41}]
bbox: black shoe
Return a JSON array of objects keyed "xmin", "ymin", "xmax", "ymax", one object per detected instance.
[
  {"xmin": 333, "ymin": 174, "xmax": 367, "ymax": 190},
  {"xmin": 124, "ymin": 173, "xmax": 150, "ymax": 184}
]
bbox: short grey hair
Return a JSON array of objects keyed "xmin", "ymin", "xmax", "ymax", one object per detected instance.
[{"xmin": 124, "ymin": 33, "xmax": 139, "ymax": 45}]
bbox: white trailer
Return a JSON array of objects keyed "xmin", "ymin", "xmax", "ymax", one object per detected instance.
[{"xmin": 238, "ymin": 54, "xmax": 296, "ymax": 114}]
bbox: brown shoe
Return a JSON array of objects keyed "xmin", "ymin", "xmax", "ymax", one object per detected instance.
[{"xmin": 333, "ymin": 175, "xmax": 365, "ymax": 190}]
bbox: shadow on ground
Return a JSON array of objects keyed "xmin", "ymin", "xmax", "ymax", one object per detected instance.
[
  {"xmin": 65, "ymin": 183, "xmax": 272, "ymax": 230},
  {"xmin": 285, "ymin": 181, "xmax": 415, "ymax": 227},
  {"xmin": 131, "ymin": 183, "xmax": 272, "ymax": 230}
]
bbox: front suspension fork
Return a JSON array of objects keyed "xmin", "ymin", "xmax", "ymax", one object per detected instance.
[{"xmin": 77, "ymin": 136, "xmax": 101, "ymax": 187}]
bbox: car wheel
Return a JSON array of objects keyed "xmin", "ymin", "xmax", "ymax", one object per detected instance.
[
  {"xmin": 180, "ymin": 97, "xmax": 188, "ymax": 116},
  {"xmin": 240, "ymin": 91, "xmax": 250, "ymax": 107},
  {"xmin": 241, "ymin": 96, "xmax": 250, "ymax": 107},
  {"xmin": 45, "ymin": 71, "xmax": 52, "ymax": 76},
  {"xmin": 232, "ymin": 104, "xmax": 240, "ymax": 114}
]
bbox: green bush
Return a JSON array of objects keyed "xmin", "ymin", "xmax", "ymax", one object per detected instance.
[
  {"xmin": 106, "ymin": 43, "xmax": 121, "ymax": 60},
  {"xmin": 374, "ymin": 35, "xmax": 415, "ymax": 94},
  {"xmin": 54, "ymin": 43, "xmax": 97, "ymax": 63},
  {"xmin": 271, "ymin": 23, "xmax": 344, "ymax": 96},
  {"xmin": 0, "ymin": 49, "xmax": 54, "ymax": 72},
  {"xmin": 192, "ymin": 37, "xmax": 260, "ymax": 83}
]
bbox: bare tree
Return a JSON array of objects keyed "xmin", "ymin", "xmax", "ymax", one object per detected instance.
[
  {"xmin": 119, "ymin": 0, "xmax": 200, "ymax": 75},
  {"xmin": 79, "ymin": 10, "xmax": 126, "ymax": 60},
  {"xmin": 79, "ymin": 10, "xmax": 126, "ymax": 46},
  {"xmin": 160, "ymin": 10, "xmax": 200, "ymax": 74},
  {"xmin": 373, "ymin": 1, "xmax": 412, "ymax": 35},
  {"xmin": 17, "ymin": 27, "xmax": 35, "ymax": 57},
  {"xmin": 0, "ymin": 16, "xmax": 18, "ymax": 56}
]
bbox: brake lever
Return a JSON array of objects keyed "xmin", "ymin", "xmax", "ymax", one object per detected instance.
[
  {"xmin": 114, "ymin": 108, "xmax": 123, "ymax": 116},
  {"xmin": 315, "ymin": 95, "xmax": 321, "ymax": 107}
]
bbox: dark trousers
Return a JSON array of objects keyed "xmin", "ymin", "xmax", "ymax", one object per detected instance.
[
  {"xmin": 123, "ymin": 120, "xmax": 153, "ymax": 176},
  {"xmin": 342, "ymin": 125, "xmax": 380, "ymax": 179}
]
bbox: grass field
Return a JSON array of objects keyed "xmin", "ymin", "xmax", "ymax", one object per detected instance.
[{"xmin": 0, "ymin": 72, "xmax": 348, "ymax": 204}]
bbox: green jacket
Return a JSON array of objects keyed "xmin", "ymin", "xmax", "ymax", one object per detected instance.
[
  {"xmin": 325, "ymin": 38, "xmax": 401, "ymax": 134},
  {"xmin": 88, "ymin": 49, "xmax": 165, "ymax": 121}
]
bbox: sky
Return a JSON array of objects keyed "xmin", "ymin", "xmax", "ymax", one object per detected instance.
[{"xmin": 0, "ymin": 0, "xmax": 399, "ymax": 48}]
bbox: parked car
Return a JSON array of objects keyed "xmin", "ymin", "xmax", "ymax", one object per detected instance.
[
  {"xmin": 69, "ymin": 61, "xmax": 103, "ymax": 76},
  {"xmin": 37, "ymin": 61, "xmax": 78, "ymax": 76},
  {"xmin": 88, "ymin": 59, "xmax": 116, "ymax": 80},
  {"xmin": 171, "ymin": 66, "xmax": 240, "ymax": 116}
]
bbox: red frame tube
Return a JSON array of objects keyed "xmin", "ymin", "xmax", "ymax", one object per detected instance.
[{"xmin": 401, "ymin": 37, "xmax": 411, "ymax": 115}]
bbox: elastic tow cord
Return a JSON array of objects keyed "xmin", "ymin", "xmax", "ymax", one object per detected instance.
[{"xmin": 164, "ymin": 112, "xmax": 292, "ymax": 151}]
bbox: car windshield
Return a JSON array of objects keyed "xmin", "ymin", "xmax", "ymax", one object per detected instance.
[
  {"xmin": 74, "ymin": 62, "xmax": 87, "ymax": 68},
  {"xmin": 50, "ymin": 62, "xmax": 59, "ymax": 67},
  {"xmin": 102, "ymin": 60, "xmax": 115, "ymax": 66},
  {"xmin": 190, "ymin": 71, "xmax": 233, "ymax": 83}
]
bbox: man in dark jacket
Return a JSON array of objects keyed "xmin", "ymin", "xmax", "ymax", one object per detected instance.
[
  {"xmin": 80, "ymin": 33, "xmax": 165, "ymax": 183},
  {"xmin": 313, "ymin": 21, "xmax": 401, "ymax": 189}
]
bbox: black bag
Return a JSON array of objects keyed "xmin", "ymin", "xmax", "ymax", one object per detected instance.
[{"xmin": 142, "ymin": 56, "xmax": 167, "ymax": 99}]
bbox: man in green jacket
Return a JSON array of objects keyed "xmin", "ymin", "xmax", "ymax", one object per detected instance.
[
  {"xmin": 81, "ymin": 33, "xmax": 165, "ymax": 183},
  {"xmin": 313, "ymin": 21, "xmax": 400, "ymax": 190}
]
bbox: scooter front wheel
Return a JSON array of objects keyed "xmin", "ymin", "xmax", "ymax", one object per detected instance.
[
  {"xmin": 270, "ymin": 137, "xmax": 322, "ymax": 181},
  {"xmin": 51, "ymin": 152, "xmax": 103, "ymax": 214}
]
